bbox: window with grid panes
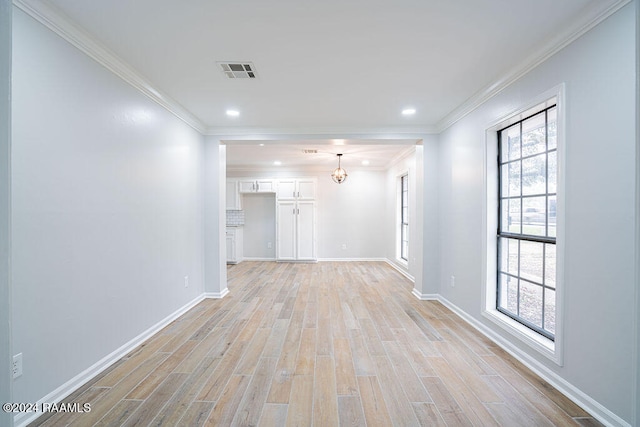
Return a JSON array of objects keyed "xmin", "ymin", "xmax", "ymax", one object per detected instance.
[
  {"xmin": 498, "ymin": 105, "xmax": 557, "ymax": 340},
  {"xmin": 400, "ymin": 174, "xmax": 409, "ymax": 261}
]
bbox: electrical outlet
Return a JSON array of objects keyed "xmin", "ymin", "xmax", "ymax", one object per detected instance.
[
  {"xmin": 341, "ymin": 243, "xmax": 347, "ymax": 250},
  {"xmin": 13, "ymin": 353, "xmax": 22, "ymax": 379},
  {"xmin": 267, "ymin": 242, "xmax": 272, "ymax": 249},
  {"xmin": 184, "ymin": 276, "xmax": 189, "ymax": 288},
  {"xmin": 451, "ymin": 275, "xmax": 455, "ymax": 287}
]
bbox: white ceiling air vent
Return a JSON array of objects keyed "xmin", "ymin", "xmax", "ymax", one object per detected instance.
[
  {"xmin": 218, "ymin": 62, "xmax": 257, "ymax": 79},
  {"xmin": 302, "ymin": 149, "xmax": 318, "ymax": 154}
]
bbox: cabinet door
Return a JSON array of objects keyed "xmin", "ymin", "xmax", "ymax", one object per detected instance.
[
  {"xmin": 226, "ymin": 180, "xmax": 241, "ymax": 210},
  {"xmin": 277, "ymin": 202, "xmax": 296, "ymax": 260},
  {"xmin": 235, "ymin": 227, "xmax": 243, "ymax": 263},
  {"xmin": 256, "ymin": 180, "xmax": 275, "ymax": 193},
  {"xmin": 277, "ymin": 180, "xmax": 296, "ymax": 200},
  {"xmin": 226, "ymin": 229, "xmax": 236, "ymax": 263},
  {"xmin": 297, "ymin": 201, "xmax": 316, "ymax": 260},
  {"xmin": 297, "ymin": 179, "xmax": 316, "ymax": 200},
  {"xmin": 238, "ymin": 180, "xmax": 256, "ymax": 193}
]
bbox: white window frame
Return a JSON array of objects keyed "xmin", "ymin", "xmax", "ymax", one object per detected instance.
[
  {"xmin": 396, "ymin": 171, "xmax": 409, "ymax": 265},
  {"xmin": 482, "ymin": 84, "xmax": 566, "ymax": 365},
  {"xmin": 400, "ymin": 173, "xmax": 409, "ymax": 262}
]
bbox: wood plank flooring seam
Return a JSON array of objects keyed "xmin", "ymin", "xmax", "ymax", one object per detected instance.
[{"xmin": 31, "ymin": 261, "xmax": 605, "ymax": 427}]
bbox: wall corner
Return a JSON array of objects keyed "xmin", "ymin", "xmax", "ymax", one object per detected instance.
[{"xmin": 203, "ymin": 137, "xmax": 227, "ymax": 297}]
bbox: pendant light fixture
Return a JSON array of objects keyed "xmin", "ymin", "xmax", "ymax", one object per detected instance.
[{"xmin": 331, "ymin": 153, "xmax": 348, "ymax": 184}]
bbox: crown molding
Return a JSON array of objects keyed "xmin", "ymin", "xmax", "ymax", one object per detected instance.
[
  {"xmin": 12, "ymin": 0, "xmax": 207, "ymax": 134},
  {"xmin": 435, "ymin": 0, "xmax": 632, "ymax": 133},
  {"xmin": 12, "ymin": 0, "xmax": 630, "ymax": 138},
  {"xmin": 387, "ymin": 145, "xmax": 418, "ymax": 170}
]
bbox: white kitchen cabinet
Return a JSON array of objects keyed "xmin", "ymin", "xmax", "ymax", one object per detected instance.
[
  {"xmin": 277, "ymin": 178, "xmax": 316, "ymax": 200},
  {"xmin": 226, "ymin": 227, "xmax": 243, "ymax": 264},
  {"xmin": 226, "ymin": 179, "xmax": 241, "ymax": 210},
  {"xmin": 238, "ymin": 179, "xmax": 275, "ymax": 193},
  {"xmin": 277, "ymin": 200, "xmax": 316, "ymax": 261}
]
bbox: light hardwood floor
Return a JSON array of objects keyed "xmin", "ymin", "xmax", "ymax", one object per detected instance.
[{"xmin": 32, "ymin": 261, "xmax": 602, "ymax": 426}]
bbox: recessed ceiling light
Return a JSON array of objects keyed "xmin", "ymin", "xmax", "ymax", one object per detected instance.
[
  {"xmin": 402, "ymin": 108, "xmax": 416, "ymax": 116},
  {"xmin": 226, "ymin": 109, "xmax": 240, "ymax": 117},
  {"xmin": 362, "ymin": 160, "xmax": 370, "ymax": 166},
  {"xmin": 259, "ymin": 143, "xmax": 265, "ymax": 147},
  {"xmin": 273, "ymin": 161, "xmax": 282, "ymax": 166}
]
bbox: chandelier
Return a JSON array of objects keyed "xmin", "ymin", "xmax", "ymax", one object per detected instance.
[{"xmin": 331, "ymin": 153, "xmax": 348, "ymax": 184}]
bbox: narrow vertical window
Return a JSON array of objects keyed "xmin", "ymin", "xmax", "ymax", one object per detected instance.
[
  {"xmin": 401, "ymin": 174, "xmax": 409, "ymax": 261},
  {"xmin": 497, "ymin": 105, "xmax": 557, "ymax": 340}
]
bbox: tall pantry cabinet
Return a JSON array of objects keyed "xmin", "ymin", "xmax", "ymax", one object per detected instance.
[{"xmin": 276, "ymin": 179, "xmax": 317, "ymax": 261}]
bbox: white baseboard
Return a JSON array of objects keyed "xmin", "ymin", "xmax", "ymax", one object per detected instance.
[
  {"xmin": 384, "ymin": 259, "xmax": 415, "ymax": 282},
  {"xmin": 13, "ymin": 268, "xmax": 630, "ymax": 427},
  {"xmin": 14, "ymin": 294, "xmax": 207, "ymax": 427},
  {"xmin": 204, "ymin": 287, "xmax": 229, "ymax": 299},
  {"xmin": 411, "ymin": 288, "xmax": 439, "ymax": 300},
  {"xmin": 436, "ymin": 296, "xmax": 632, "ymax": 427}
]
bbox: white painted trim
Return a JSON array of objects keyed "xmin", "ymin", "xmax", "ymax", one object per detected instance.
[
  {"xmin": 8, "ymin": 261, "xmax": 631, "ymax": 427},
  {"xmin": 386, "ymin": 146, "xmax": 417, "ymax": 171},
  {"xmin": 10, "ymin": 0, "xmax": 630, "ymax": 139},
  {"xmin": 411, "ymin": 289, "xmax": 438, "ymax": 300},
  {"xmin": 12, "ymin": 0, "xmax": 207, "ymax": 133},
  {"xmin": 204, "ymin": 288, "xmax": 229, "ymax": 299},
  {"xmin": 318, "ymin": 258, "xmax": 388, "ymax": 262},
  {"xmin": 482, "ymin": 309, "xmax": 557, "ymax": 362},
  {"xmin": 481, "ymin": 84, "xmax": 566, "ymax": 366},
  {"xmin": 437, "ymin": 295, "xmax": 632, "ymax": 427},
  {"xmin": 14, "ymin": 294, "xmax": 207, "ymax": 427},
  {"xmin": 435, "ymin": 0, "xmax": 631, "ymax": 132},
  {"xmin": 240, "ymin": 257, "xmax": 277, "ymax": 262},
  {"xmin": 387, "ymin": 146, "xmax": 418, "ymax": 172},
  {"xmin": 384, "ymin": 259, "xmax": 415, "ymax": 282}
]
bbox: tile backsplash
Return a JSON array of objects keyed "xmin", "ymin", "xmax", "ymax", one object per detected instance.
[{"xmin": 226, "ymin": 210, "xmax": 245, "ymax": 226}]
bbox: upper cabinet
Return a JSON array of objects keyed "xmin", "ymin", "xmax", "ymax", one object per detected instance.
[
  {"xmin": 238, "ymin": 179, "xmax": 276, "ymax": 193},
  {"xmin": 277, "ymin": 178, "xmax": 316, "ymax": 200}
]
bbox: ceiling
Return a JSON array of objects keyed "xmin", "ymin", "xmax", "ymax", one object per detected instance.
[{"xmin": 15, "ymin": 0, "xmax": 626, "ymax": 168}]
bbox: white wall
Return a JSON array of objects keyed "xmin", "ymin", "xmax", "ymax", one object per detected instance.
[
  {"xmin": 242, "ymin": 193, "xmax": 276, "ymax": 259},
  {"xmin": 0, "ymin": 1, "xmax": 12, "ymax": 426},
  {"xmin": 12, "ymin": 8, "xmax": 205, "ymax": 406},
  {"xmin": 420, "ymin": 136, "xmax": 440, "ymax": 296},
  {"xmin": 318, "ymin": 169, "xmax": 387, "ymax": 259},
  {"xmin": 203, "ymin": 139, "xmax": 227, "ymax": 297},
  {"xmin": 437, "ymin": 2, "xmax": 637, "ymax": 424},
  {"xmin": 9, "ymin": 1, "xmax": 637, "ymax": 424},
  {"xmin": 636, "ymin": 3, "xmax": 640, "ymax": 423},
  {"xmin": 384, "ymin": 149, "xmax": 416, "ymax": 274}
]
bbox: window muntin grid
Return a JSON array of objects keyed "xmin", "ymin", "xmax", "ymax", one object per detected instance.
[
  {"xmin": 401, "ymin": 174, "xmax": 409, "ymax": 261},
  {"xmin": 497, "ymin": 105, "xmax": 557, "ymax": 340}
]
